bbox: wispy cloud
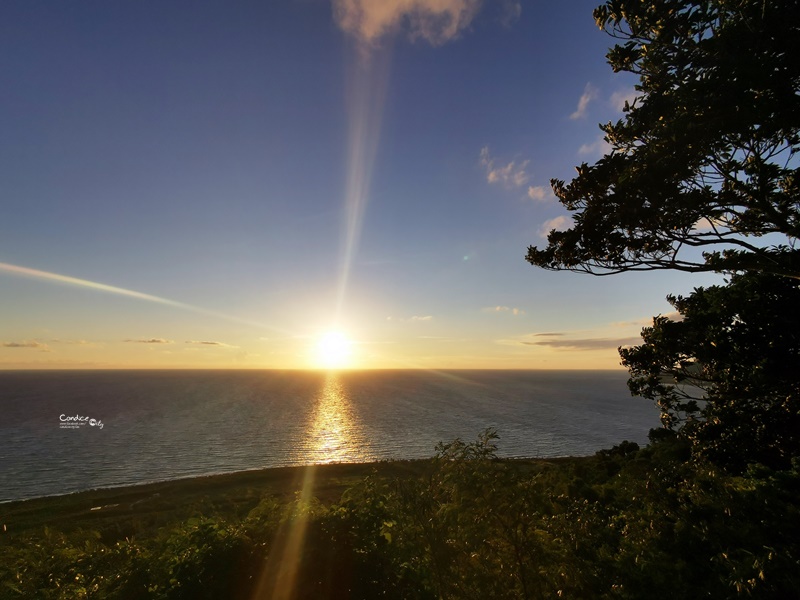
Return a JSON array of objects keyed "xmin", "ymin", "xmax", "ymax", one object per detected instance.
[
  {"xmin": 498, "ymin": 0, "xmax": 522, "ymax": 26},
  {"xmin": 610, "ymin": 87, "xmax": 639, "ymax": 112},
  {"xmin": 387, "ymin": 315, "xmax": 434, "ymax": 322},
  {"xmin": 481, "ymin": 147, "xmax": 552, "ymax": 201},
  {"xmin": 527, "ymin": 185, "xmax": 553, "ymax": 202},
  {"xmin": 570, "ymin": 83, "xmax": 598, "ymax": 120},
  {"xmin": 521, "ymin": 335, "xmax": 641, "ymax": 350},
  {"xmin": 480, "ymin": 146, "xmax": 529, "ymax": 188},
  {"xmin": 185, "ymin": 340, "xmax": 237, "ymax": 348},
  {"xmin": 124, "ymin": 338, "xmax": 173, "ymax": 344},
  {"xmin": 483, "ymin": 305, "xmax": 525, "ymax": 316},
  {"xmin": 526, "ymin": 337, "xmax": 641, "ymax": 350},
  {"xmin": 2, "ymin": 340, "xmax": 49, "ymax": 351},
  {"xmin": 538, "ymin": 215, "xmax": 572, "ymax": 238},
  {"xmin": 578, "ymin": 134, "xmax": 611, "ymax": 157},
  {"xmin": 333, "ymin": 0, "xmax": 483, "ymax": 48}
]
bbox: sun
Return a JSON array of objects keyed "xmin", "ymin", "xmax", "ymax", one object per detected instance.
[{"xmin": 314, "ymin": 331, "xmax": 354, "ymax": 369}]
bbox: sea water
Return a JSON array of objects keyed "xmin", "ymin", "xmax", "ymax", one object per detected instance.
[{"xmin": 0, "ymin": 370, "xmax": 659, "ymax": 502}]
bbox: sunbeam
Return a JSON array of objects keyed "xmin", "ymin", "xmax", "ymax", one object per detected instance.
[
  {"xmin": 335, "ymin": 45, "xmax": 392, "ymax": 320},
  {"xmin": 0, "ymin": 261, "xmax": 287, "ymax": 335}
]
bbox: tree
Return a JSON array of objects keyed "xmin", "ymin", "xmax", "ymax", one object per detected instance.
[
  {"xmin": 523, "ymin": 0, "xmax": 800, "ymax": 469},
  {"xmin": 619, "ymin": 271, "xmax": 800, "ymax": 471},
  {"xmin": 527, "ymin": 0, "xmax": 800, "ymax": 279}
]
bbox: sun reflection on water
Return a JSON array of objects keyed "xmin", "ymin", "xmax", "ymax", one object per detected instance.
[{"xmin": 305, "ymin": 373, "xmax": 370, "ymax": 464}]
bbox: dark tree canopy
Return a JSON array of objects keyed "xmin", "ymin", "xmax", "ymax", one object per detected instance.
[
  {"xmin": 620, "ymin": 272, "xmax": 800, "ymax": 471},
  {"xmin": 527, "ymin": 0, "xmax": 800, "ymax": 278}
]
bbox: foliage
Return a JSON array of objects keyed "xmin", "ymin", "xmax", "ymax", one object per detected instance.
[
  {"xmin": 527, "ymin": 0, "xmax": 800, "ymax": 278},
  {"xmin": 620, "ymin": 271, "xmax": 800, "ymax": 470},
  {"xmin": 2, "ymin": 433, "xmax": 800, "ymax": 599},
  {"xmin": 385, "ymin": 430, "xmax": 562, "ymax": 599}
]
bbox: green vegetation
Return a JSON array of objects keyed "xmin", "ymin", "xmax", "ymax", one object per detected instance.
[{"xmin": 2, "ymin": 431, "xmax": 799, "ymax": 598}]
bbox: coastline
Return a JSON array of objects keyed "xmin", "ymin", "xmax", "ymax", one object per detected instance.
[{"xmin": 0, "ymin": 457, "xmax": 571, "ymax": 539}]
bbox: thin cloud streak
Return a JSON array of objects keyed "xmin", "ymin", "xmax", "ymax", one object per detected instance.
[
  {"xmin": 2, "ymin": 340, "xmax": 49, "ymax": 349},
  {"xmin": 387, "ymin": 315, "xmax": 434, "ymax": 322},
  {"xmin": 0, "ymin": 261, "xmax": 287, "ymax": 335},
  {"xmin": 523, "ymin": 336, "xmax": 641, "ymax": 350}
]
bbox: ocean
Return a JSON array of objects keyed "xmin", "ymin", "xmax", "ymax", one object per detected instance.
[{"xmin": 0, "ymin": 369, "xmax": 660, "ymax": 502}]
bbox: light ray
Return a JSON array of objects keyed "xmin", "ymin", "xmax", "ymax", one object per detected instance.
[
  {"xmin": 336, "ymin": 46, "xmax": 392, "ymax": 319},
  {"xmin": 0, "ymin": 261, "xmax": 288, "ymax": 334},
  {"xmin": 250, "ymin": 373, "xmax": 370, "ymax": 599}
]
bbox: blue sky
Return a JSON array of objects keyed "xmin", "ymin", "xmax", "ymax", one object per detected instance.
[{"xmin": 0, "ymin": 0, "xmax": 721, "ymax": 369}]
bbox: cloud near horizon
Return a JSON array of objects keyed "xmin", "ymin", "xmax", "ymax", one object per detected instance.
[
  {"xmin": 185, "ymin": 340, "xmax": 237, "ymax": 348},
  {"xmin": 124, "ymin": 338, "xmax": 173, "ymax": 344},
  {"xmin": 410, "ymin": 315, "xmax": 433, "ymax": 321},
  {"xmin": 387, "ymin": 315, "xmax": 434, "ymax": 322},
  {"xmin": 333, "ymin": 0, "xmax": 484, "ymax": 47},
  {"xmin": 2, "ymin": 340, "xmax": 49, "ymax": 351},
  {"xmin": 521, "ymin": 335, "xmax": 642, "ymax": 351},
  {"xmin": 483, "ymin": 305, "xmax": 525, "ymax": 316}
]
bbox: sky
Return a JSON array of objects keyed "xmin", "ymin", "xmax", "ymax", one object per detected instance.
[{"xmin": 0, "ymin": 0, "xmax": 722, "ymax": 370}]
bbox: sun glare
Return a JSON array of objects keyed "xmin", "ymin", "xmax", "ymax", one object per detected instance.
[{"xmin": 314, "ymin": 331, "xmax": 354, "ymax": 369}]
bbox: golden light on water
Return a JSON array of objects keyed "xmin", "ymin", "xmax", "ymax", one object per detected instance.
[
  {"xmin": 253, "ymin": 373, "xmax": 369, "ymax": 599},
  {"xmin": 306, "ymin": 373, "xmax": 368, "ymax": 463}
]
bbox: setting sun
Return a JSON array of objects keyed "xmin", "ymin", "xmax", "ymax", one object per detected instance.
[{"xmin": 314, "ymin": 331, "xmax": 354, "ymax": 369}]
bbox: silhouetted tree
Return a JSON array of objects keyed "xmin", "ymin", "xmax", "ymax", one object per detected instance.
[
  {"xmin": 620, "ymin": 272, "xmax": 800, "ymax": 470},
  {"xmin": 527, "ymin": 0, "xmax": 800, "ymax": 279},
  {"xmin": 526, "ymin": 0, "xmax": 800, "ymax": 469}
]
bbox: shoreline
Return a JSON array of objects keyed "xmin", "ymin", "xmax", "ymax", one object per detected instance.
[
  {"xmin": 0, "ymin": 456, "xmax": 576, "ymax": 539},
  {"xmin": 0, "ymin": 459, "xmax": 432, "ymax": 538},
  {"xmin": 0, "ymin": 451, "xmax": 575, "ymax": 506}
]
